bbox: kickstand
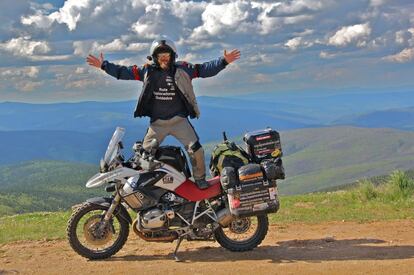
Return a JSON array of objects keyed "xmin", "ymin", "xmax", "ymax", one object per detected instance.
[{"xmin": 173, "ymin": 237, "xmax": 184, "ymax": 262}]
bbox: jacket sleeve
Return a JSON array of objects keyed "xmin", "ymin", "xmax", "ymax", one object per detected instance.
[
  {"xmin": 178, "ymin": 57, "xmax": 228, "ymax": 79},
  {"xmin": 100, "ymin": 60, "xmax": 146, "ymax": 81}
]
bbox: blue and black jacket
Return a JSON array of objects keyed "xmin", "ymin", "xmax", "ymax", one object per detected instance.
[{"xmin": 101, "ymin": 57, "xmax": 228, "ymax": 118}]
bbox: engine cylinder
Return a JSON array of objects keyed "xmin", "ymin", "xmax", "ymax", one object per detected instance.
[{"xmin": 141, "ymin": 208, "xmax": 166, "ymax": 229}]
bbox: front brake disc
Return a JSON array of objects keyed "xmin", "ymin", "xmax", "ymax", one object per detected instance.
[{"xmin": 83, "ymin": 214, "xmax": 113, "ymax": 246}]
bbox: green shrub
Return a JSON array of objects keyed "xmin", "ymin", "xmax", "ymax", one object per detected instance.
[
  {"xmin": 387, "ymin": 170, "xmax": 414, "ymax": 199},
  {"xmin": 357, "ymin": 179, "xmax": 378, "ymax": 201}
]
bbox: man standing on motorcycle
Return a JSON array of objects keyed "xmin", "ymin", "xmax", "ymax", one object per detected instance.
[{"xmin": 86, "ymin": 37, "xmax": 240, "ymax": 189}]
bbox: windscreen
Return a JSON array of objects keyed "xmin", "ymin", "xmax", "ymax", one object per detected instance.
[{"xmin": 103, "ymin": 127, "xmax": 125, "ymax": 165}]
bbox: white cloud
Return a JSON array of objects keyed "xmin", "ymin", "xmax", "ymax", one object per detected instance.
[
  {"xmin": 395, "ymin": 28, "xmax": 414, "ymax": 46},
  {"xmin": 96, "ymin": 39, "xmax": 125, "ymax": 51},
  {"xmin": 126, "ymin": 42, "xmax": 148, "ymax": 51},
  {"xmin": 268, "ymin": 0, "xmax": 328, "ymax": 17},
  {"xmin": 15, "ymin": 81, "xmax": 44, "ymax": 92},
  {"xmin": 73, "ymin": 41, "xmax": 91, "ymax": 56},
  {"xmin": 0, "ymin": 37, "xmax": 50, "ymax": 57},
  {"xmin": 65, "ymin": 79, "xmax": 99, "ymax": 89},
  {"xmin": 5, "ymin": 0, "xmax": 414, "ymax": 100},
  {"xmin": 0, "ymin": 36, "xmax": 70, "ymax": 61},
  {"xmin": 319, "ymin": 51, "xmax": 337, "ymax": 59},
  {"xmin": 0, "ymin": 66, "xmax": 40, "ymax": 78},
  {"xmin": 285, "ymin": 37, "xmax": 303, "ymax": 50},
  {"xmin": 293, "ymin": 29, "xmax": 315, "ymax": 36},
  {"xmin": 395, "ymin": 30, "xmax": 407, "ymax": 44},
  {"xmin": 285, "ymin": 37, "xmax": 314, "ymax": 50},
  {"xmin": 30, "ymin": 55, "xmax": 72, "ymax": 61},
  {"xmin": 328, "ymin": 23, "xmax": 372, "ymax": 47},
  {"xmin": 252, "ymin": 73, "xmax": 273, "ymax": 83},
  {"xmin": 180, "ymin": 53, "xmax": 203, "ymax": 63},
  {"xmin": 21, "ymin": 11, "xmax": 54, "ymax": 29},
  {"xmin": 75, "ymin": 67, "xmax": 87, "ymax": 74},
  {"xmin": 0, "ymin": 66, "xmax": 43, "ymax": 92},
  {"xmin": 191, "ymin": 1, "xmax": 268, "ymax": 38},
  {"xmin": 370, "ymin": 0, "xmax": 387, "ymax": 7},
  {"xmin": 383, "ymin": 48, "xmax": 414, "ymax": 63},
  {"xmin": 73, "ymin": 39, "xmax": 149, "ymax": 56}
]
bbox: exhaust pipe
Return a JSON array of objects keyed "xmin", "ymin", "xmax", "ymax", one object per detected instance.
[
  {"xmin": 132, "ymin": 219, "xmax": 177, "ymax": 242},
  {"xmin": 216, "ymin": 208, "xmax": 234, "ymax": 227}
]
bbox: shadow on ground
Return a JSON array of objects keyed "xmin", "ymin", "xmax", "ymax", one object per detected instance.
[{"xmin": 107, "ymin": 238, "xmax": 414, "ymax": 263}]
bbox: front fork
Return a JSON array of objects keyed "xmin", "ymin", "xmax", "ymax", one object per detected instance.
[{"xmin": 98, "ymin": 193, "xmax": 121, "ymax": 232}]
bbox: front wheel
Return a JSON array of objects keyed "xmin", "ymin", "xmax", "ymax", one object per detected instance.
[
  {"xmin": 214, "ymin": 215, "xmax": 268, "ymax": 251},
  {"xmin": 67, "ymin": 202, "xmax": 129, "ymax": 260}
]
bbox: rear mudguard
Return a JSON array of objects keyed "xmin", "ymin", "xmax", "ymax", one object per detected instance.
[{"xmin": 86, "ymin": 197, "xmax": 132, "ymax": 224}]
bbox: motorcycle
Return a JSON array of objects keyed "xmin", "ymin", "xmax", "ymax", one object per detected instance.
[{"xmin": 67, "ymin": 127, "xmax": 279, "ymax": 261}]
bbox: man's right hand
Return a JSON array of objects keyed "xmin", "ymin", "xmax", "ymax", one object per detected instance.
[{"xmin": 86, "ymin": 53, "xmax": 104, "ymax": 69}]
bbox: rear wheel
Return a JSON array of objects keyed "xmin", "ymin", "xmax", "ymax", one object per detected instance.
[
  {"xmin": 214, "ymin": 215, "xmax": 268, "ymax": 251},
  {"xmin": 67, "ymin": 203, "xmax": 129, "ymax": 260}
]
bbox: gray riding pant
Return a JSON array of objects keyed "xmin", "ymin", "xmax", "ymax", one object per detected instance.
[{"xmin": 142, "ymin": 116, "xmax": 206, "ymax": 180}]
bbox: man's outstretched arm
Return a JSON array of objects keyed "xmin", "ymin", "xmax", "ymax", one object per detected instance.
[
  {"xmin": 86, "ymin": 53, "xmax": 144, "ymax": 81},
  {"xmin": 195, "ymin": 49, "xmax": 241, "ymax": 78}
]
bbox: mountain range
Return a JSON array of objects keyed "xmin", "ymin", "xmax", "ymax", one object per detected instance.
[{"xmin": 1, "ymin": 90, "xmax": 414, "ymax": 165}]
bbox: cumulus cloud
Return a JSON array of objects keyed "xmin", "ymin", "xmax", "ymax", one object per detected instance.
[
  {"xmin": 73, "ymin": 39, "xmax": 149, "ymax": 56},
  {"xmin": 0, "ymin": 36, "xmax": 71, "ymax": 62},
  {"xmin": 65, "ymin": 79, "xmax": 100, "ymax": 89},
  {"xmin": 75, "ymin": 67, "xmax": 87, "ymax": 74},
  {"xmin": 0, "ymin": 37, "xmax": 50, "ymax": 57},
  {"xmin": 4, "ymin": 0, "xmax": 414, "ymax": 100},
  {"xmin": 0, "ymin": 66, "xmax": 44, "ymax": 92},
  {"xmin": 383, "ymin": 48, "xmax": 414, "ymax": 62},
  {"xmin": 30, "ymin": 55, "xmax": 72, "ymax": 61},
  {"xmin": 0, "ymin": 66, "xmax": 40, "ymax": 78},
  {"xmin": 15, "ymin": 81, "xmax": 44, "ymax": 92},
  {"xmin": 191, "ymin": 1, "xmax": 252, "ymax": 39},
  {"xmin": 190, "ymin": 1, "xmax": 321, "ymax": 39},
  {"xmin": 328, "ymin": 23, "xmax": 372, "ymax": 47},
  {"xmin": 284, "ymin": 37, "xmax": 314, "ymax": 50},
  {"xmin": 22, "ymin": 0, "xmax": 91, "ymax": 31},
  {"xmin": 370, "ymin": 0, "xmax": 387, "ymax": 7},
  {"xmin": 268, "ymin": 0, "xmax": 328, "ymax": 17},
  {"xmin": 395, "ymin": 28, "xmax": 414, "ymax": 46},
  {"xmin": 319, "ymin": 51, "xmax": 337, "ymax": 59},
  {"xmin": 252, "ymin": 73, "xmax": 273, "ymax": 83}
]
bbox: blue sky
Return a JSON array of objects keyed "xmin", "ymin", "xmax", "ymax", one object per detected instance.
[{"xmin": 0, "ymin": 0, "xmax": 413, "ymax": 103}]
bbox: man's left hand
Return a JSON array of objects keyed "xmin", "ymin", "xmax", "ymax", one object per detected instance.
[{"xmin": 224, "ymin": 49, "xmax": 241, "ymax": 64}]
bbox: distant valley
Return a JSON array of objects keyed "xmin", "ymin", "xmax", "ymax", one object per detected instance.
[{"xmin": 1, "ymin": 91, "xmax": 414, "ymax": 165}]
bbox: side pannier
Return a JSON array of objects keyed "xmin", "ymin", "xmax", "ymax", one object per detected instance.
[{"xmin": 226, "ymin": 163, "xmax": 279, "ymax": 217}]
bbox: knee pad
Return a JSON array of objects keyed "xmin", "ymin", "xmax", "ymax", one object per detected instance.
[{"xmin": 187, "ymin": 140, "xmax": 202, "ymax": 153}]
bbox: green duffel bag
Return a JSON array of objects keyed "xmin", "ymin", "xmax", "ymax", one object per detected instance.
[{"xmin": 209, "ymin": 141, "xmax": 250, "ymax": 177}]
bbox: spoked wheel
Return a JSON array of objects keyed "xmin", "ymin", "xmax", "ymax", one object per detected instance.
[
  {"xmin": 214, "ymin": 215, "xmax": 268, "ymax": 251},
  {"xmin": 67, "ymin": 203, "xmax": 129, "ymax": 260}
]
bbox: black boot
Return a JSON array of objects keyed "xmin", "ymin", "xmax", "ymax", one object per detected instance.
[{"xmin": 195, "ymin": 178, "xmax": 209, "ymax": 189}]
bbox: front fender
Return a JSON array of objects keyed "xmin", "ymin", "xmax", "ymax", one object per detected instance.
[{"xmin": 86, "ymin": 197, "xmax": 132, "ymax": 224}]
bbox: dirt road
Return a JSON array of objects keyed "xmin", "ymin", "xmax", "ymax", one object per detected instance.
[{"xmin": 1, "ymin": 220, "xmax": 414, "ymax": 274}]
